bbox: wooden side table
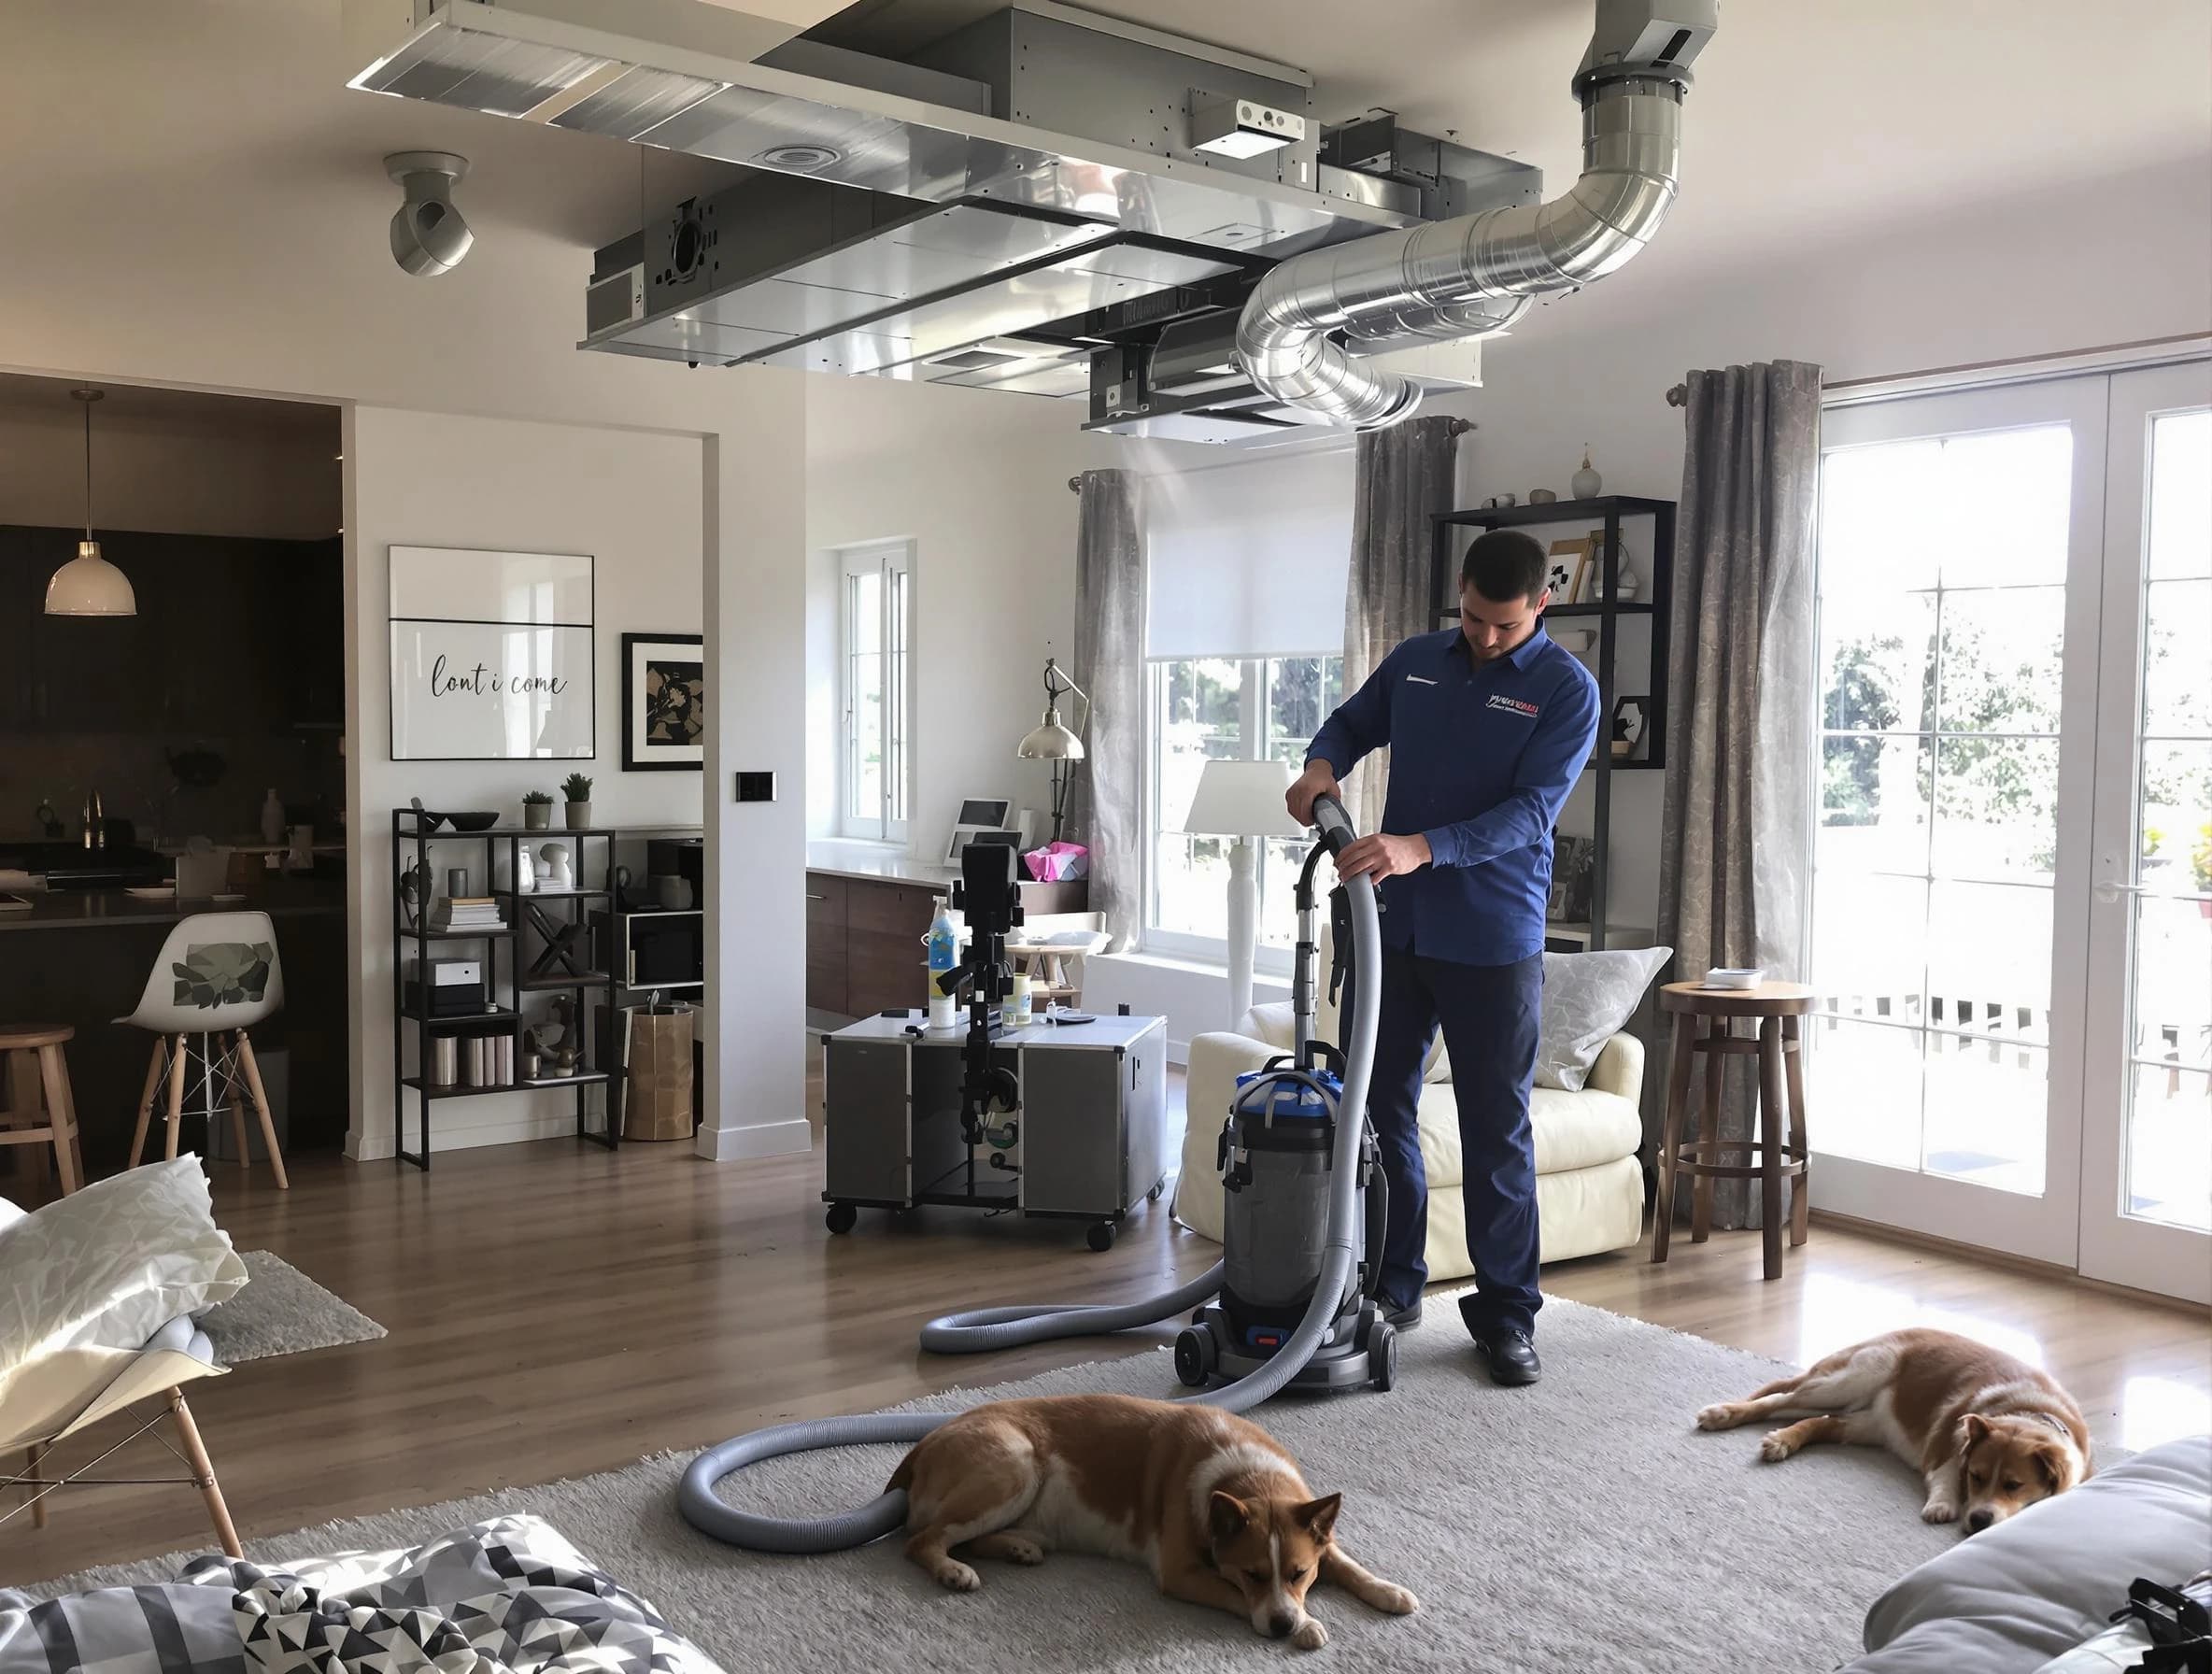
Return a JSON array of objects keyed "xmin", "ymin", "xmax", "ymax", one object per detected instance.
[{"xmin": 1652, "ymin": 982, "xmax": 1814, "ymax": 1281}]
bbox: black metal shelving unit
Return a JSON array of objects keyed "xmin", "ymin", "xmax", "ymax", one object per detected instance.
[
  {"xmin": 1430, "ymin": 494, "xmax": 1676, "ymax": 952},
  {"xmin": 390, "ymin": 809, "xmax": 618, "ymax": 1169}
]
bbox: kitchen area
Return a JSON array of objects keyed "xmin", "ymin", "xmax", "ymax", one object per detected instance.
[{"xmin": 0, "ymin": 375, "xmax": 347, "ymax": 1185}]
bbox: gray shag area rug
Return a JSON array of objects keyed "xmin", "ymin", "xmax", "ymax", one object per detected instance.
[
  {"xmin": 199, "ymin": 1250, "xmax": 387, "ymax": 1365},
  {"xmin": 29, "ymin": 1295, "xmax": 1951, "ymax": 1672}
]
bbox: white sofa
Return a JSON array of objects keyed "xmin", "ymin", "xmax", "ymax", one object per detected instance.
[{"xmin": 1175, "ymin": 956, "xmax": 1649, "ymax": 1276}]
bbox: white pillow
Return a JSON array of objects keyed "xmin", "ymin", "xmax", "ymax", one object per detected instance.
[
  {"xmin": 1536, "ymin": 946, "xmax": 1672, "ymax": 1091},
  {"xmin": 0, "ymin": 1157, "xmax": 247, "ymax": 1437}
]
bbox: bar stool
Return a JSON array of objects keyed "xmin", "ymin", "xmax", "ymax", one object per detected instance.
[
  {"xmin": 1652, "ymin": 981, "xmax": 1815, "ymax": 1280},
  {"xmin": 118, "ymin": 912, "xmax": 289, "ymax": 1188},
  {"xmin": 0, "ymin": 1024, "xmax": 84, "ymax": 1199}
]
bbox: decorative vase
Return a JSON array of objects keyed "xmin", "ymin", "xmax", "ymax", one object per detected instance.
[
  {"xmin": 537, "ymin": 843, "xmax": 574, "ymax": 890},
  {"xmin": 524, "ymin": 802, "xmax": 551, "ymax": 830},
  {"xmin": 1528, "ymin": 488, "xmax": 1557, "ymax": 504},
  {"xmin": 563, "ymin": 800, "xmax": 592, "ymax": 830},
  {"xmin": 1571, "ymin": 447, "xmax": 1602, "ymax": 500}
]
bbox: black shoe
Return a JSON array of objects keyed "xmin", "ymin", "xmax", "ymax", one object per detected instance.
[
  {"xmin": 1472, "ymin": 1326, "xmax": 1541, "ymax": 1385},
  {"xmin": 1381, "ymin": 1296, "xmax": 1422, "ymax": 1330}
]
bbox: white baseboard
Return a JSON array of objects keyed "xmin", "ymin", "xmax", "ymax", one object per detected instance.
[
  {"xmin": 347, "ymin": 1094, "xmax": 597, "ymax": 1161},
  {"xmin": 696, "ymin": 1115, "xmax": 814, "ymax": 1161}
]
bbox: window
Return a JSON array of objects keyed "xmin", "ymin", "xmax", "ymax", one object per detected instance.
[
  {"xmin": 1147, "ymin": 654, "xmax": 1343, "ymax": 962},
  {"xmin": 838, "ymin": 540, "xmax": 910, "ymax": 842}
]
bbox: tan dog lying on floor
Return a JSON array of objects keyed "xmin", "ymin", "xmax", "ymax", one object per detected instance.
[
  {"xmin": 887, "ymin": 1393, "xmax": 1419, "ymax": 1649},
  {"xmin": 1695, "ymin": 1326, "xmax": 2091, "ymax": 1532}
]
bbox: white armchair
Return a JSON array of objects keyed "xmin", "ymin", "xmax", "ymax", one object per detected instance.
[{"xmin": 1175, "ymin": 951, "xmax": 1650, "ymax": 1277}]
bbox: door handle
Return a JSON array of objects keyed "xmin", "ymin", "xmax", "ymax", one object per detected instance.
[{"xmin": 2093, "ymin": 878, "xmax": 2152, "ymax": 903}]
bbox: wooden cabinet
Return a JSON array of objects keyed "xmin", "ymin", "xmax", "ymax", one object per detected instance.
[
  {"xmin": 803, "ymin": 867, "xmax": 1092, "ymax": 1019},
  {"xmin": 804, "ymin": 874, "xmax": 848, "ymax": 1014}
]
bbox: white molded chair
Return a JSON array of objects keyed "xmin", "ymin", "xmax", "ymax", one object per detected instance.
[{"xmin": 119, "ymin": 912, "xmax": 289, "ymax": 1188}]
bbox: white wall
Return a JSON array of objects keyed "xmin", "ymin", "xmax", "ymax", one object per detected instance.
[
  {"xmin": 347, "ymin": 407, "xmax": 704, "ymax": 1156},
  {"xmin": 805, "ymin": 376, "xmax": 1121, "ymax": 856}
]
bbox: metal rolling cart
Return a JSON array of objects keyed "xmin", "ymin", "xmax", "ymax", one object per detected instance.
[{"xmin": 821, "ymin": 1007, "xmax": 1170, "ymax": 1252}]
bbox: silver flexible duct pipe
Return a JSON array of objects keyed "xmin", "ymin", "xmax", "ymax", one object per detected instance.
[
  {"xmin": 1235, "ymin": 65, "xmax": 1688, "ymax": 428},
  {"xmin": 677, "ymin": 796, "xmax": 1382, "ymax": 1555}
]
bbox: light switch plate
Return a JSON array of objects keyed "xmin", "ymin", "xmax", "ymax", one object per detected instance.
[{"xmin": 734, "ymin": 771, "xmax": 776, "ymax": 802}]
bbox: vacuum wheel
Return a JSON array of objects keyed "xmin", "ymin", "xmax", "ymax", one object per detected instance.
[
  {"xmin": 1147, "ymin": 1181, "xmax": 1164, "ymax": 1203},
  {"xmin": 824, "ymin": 1202, "xmax": 858, "ymax": 1235},
  {"xmin": 1085, "ymin": 1221, "xmax": 1117, "ymax": 1253},
  {"xmin": 1368, "ymin": 1320, "xmax": 1398, "ymax": 1392},
  {"xmin": 1174, "ymin": 1326, "xmax": 1217, "ymax": 1388}
]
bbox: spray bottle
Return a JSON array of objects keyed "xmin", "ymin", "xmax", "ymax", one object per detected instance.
[{"xmin": 927, "ymin": 896, "xmax": 959, "ymax": 1030}]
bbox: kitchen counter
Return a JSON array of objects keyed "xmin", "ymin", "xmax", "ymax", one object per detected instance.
[
  {"xmin": 804, "ymin": 840, "xmax": 959, "ymax": 887},
  {"xmin": 0, "ymin": 878, "xmax": 346, "ymax": 932}
]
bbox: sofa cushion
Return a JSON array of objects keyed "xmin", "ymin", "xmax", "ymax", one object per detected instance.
[
  {"xmin": 1537, "ymin": 946, "xmax": 1672, "ymax": 1090},
  {"xmin": 1414, "ymin": 1082, "xmax": 1643, "ymax": 1186}
]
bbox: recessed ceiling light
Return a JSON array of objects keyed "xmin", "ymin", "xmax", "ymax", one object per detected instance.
[{"xmin": 757, "ymin": 143, "xmax": 842, "ymax": 171}]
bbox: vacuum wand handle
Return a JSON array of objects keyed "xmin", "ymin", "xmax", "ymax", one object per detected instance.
[{"xmin": 1311, "ymin": 791, "xmax": 1356, "ymax": 858}]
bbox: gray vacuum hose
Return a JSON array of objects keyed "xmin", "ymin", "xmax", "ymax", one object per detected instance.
[{"xmin": 679, "ymin": 794, "xmax": 1382, "ymax": 1553}]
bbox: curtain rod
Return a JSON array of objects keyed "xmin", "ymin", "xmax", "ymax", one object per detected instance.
[
  {"xmin": 1663, "ymin": 333, "xmax": 2211, "ymax": 407},
  {"xmin": 1067, "ymin": 416, "xmax": 1474, "ymax": 489}
]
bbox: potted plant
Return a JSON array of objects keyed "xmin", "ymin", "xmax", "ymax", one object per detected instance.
[
  {"xmin": 521, "ymin": 789, "xmax": 554, "ymax": 831},
  {"xmin": 2192, "ymin": 821, "xmax": 2211, "ymax": 919},
  {"xmin": 561, "ymin": 772, "xmax": 595, "ymax": 831}
]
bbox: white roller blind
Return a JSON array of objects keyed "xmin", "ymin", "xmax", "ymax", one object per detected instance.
[{"xmin": 1143, "ymin": 447, "xmax": 1354, "ymax": 660}]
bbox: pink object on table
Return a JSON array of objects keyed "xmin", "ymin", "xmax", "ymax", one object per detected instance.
[{"xmin": 1024, "ymin": 842, "xmax": 1089, "ymax": 882}]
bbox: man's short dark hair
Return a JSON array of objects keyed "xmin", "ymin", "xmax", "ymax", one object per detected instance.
[{"xmin": 1460, "ymin": 529, "xmax": 1549, "ymax": 603}]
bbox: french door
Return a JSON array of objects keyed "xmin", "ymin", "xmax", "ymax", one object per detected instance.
[{"xmin": 1808, "ymin": 359, "xmax": 2211, "ymax": 1300}]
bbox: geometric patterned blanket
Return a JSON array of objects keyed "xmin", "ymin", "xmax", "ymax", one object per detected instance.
[{"xmin": 0, "ymin": 1517, "xmax": 721, "ymax": 1674}]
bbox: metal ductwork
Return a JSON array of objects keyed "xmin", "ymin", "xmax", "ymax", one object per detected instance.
[{"xmin": 1235, "ymin": 1, "xmax": 1715, "ymax": 430}]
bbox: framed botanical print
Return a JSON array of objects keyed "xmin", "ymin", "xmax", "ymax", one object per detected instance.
[{"xmin": 621, "ymin": 632, "xmax": 704, "ymax": 772}]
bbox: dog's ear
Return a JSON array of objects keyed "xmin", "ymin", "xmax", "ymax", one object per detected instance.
[
  {"xmin": 1957, "ymin": 1412, "xmax": 1992, "ymax": 1454},
  {"xmin": 1209, "ymin": 1492, "xmax": 1251, "ymax": 1547},
  {"xmin": 1294, "ymin": 1493, "xmax": 1342, "ymax": 1544},
  {"xmin": 2031, "ymin": 1440, "xmax": 2081, "ymax": 1495}
]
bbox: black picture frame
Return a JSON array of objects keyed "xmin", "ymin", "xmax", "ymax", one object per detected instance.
[{"xmin": 621, "ymin": 631, "xmax": 704, "ymax": 772}]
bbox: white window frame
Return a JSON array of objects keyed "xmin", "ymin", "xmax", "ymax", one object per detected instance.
[
  {"xmin": 1142, "ymin": 652, "xmax": 1340, "ymax": 972},
  {"xmin": 836, "ymin": 539, "xmax": 912, "ymax": 843}
]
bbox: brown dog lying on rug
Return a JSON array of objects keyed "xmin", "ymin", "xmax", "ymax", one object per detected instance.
[
  {"xmin": 888, "ymin": 1393, "xmax": 1419, "ymax": 1649},
  {"xmin": 1696, "ymin": 1326, "xmax": 2091, "ymax": 1532}
]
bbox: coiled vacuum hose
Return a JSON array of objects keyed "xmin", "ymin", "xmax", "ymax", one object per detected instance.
[{"xmin": 678, "ymin": 795, "xmax": 1382, "ymax": 1553}]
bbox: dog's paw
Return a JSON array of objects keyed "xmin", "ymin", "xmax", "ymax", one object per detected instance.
[
  {"xmin": 1370, "ymin": 1584, "xmax": 1420, "ymax": 1616},
  {"xmin": 934, "ymin": 1561, "xmax": 983, "ymax": 1592},
  {"xmin": 1291, "ymin": 1618, "xmax": 1328, "ymax": 1651},
  {"xmin": 999, "ymin": 1535, "xmax": 1046, "ymax": 1566},
  {"xmin": 1758, "ymin": 1431, "xmax": 1796, "ymax": 1463},
  {"xmin": 1695, "ymin": 1402, "xmax": 1739, "ymax": 1431},
  {"xmin": 1920, "ymin": 1501, "xmax": 1958, "ymax": 1525}
]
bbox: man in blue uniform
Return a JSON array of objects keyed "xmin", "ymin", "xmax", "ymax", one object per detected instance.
[{"xmin": 1287, "ymin": 529, "xmax": 1598, "ymax": 1385}]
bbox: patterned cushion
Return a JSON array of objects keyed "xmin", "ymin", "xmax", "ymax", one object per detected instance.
[
  {"xmin": 1534, "ymin": 946, "xmax": 1672, "ymax": 1091},
  {"xmin": 173, "ymin": 942, "xmax": 275, "ymax": 1009}
]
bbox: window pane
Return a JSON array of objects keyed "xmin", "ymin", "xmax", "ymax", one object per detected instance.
[
  {"xmin": 1936, "ymin": 587, "xmax": 2063, "ymax": 735},
  {"xmin": 1923, "ymin": 1038, "xmax": 2048, "ymax": 1196},
  {"xmin": 1927, "ymin": 880, "xmax": 2051, "ymax": 1046},
  {"xmin": 2139, "ymin": 742, "xmax": 2209, "ymax": 883},
  {"xmin": 1934, "ymin": 425, "xmax": 2074, "ymax": 588},
  {"xmin": 2133, "ymin": 890, "xmax": 2211, "ymax": 1066},
  {"xmin": 2127, "ymin": 1065, "xmax": 2211, "ymax": 1231},
  {"xmin": 1932, "ymin": 737, "xmax": 2059, "ymax": 883},
  {"xmin": 2148, "ymin": 409, "xmax": 2212, "ymax": 580},
  {"xmin": 1809, "ymin": 871, "xmax": 1927, "ymax": 1026},
  {"xmin": 1820, "ymin": 590, "xmax": 1935, "ymax": 735},
  {"xmin": 853, "ymin": 569, "xmax": 881, "ymax": 656},
  {"xmin": 888, "ymin": 567, "xmax": 909, "ymax": 823},
  {"xmin": 853, "ymin": 651, "xmax": 883, "ymax": 816},
  {"xmin": 1155, "ymin": 831, "xmax": 1230, "ymax": 941},
  {"xmin": 1266, "ymin": 656, "xmax": 1341, "ymax": 764},
  {"xmin": 1805, "ymin": 1018, "xmax": 1922, "ymax": 1169},
  {"xmin": 1820, "ymin": 442, "xmax": 1947, "ymax": 596},
  {"xmin": 1819, "ymin": 734, "xmax": 1931, "ymax": 873},
  {"xmin": 2143, "ymin": 580, "xmax": 2211, "ymax": 739},
  {"xmin": 1255, "ymin": 836, "xmax": 1312, "ymax": 948}
]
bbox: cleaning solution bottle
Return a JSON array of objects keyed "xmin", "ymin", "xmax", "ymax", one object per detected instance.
[
  {"xmin": 260, "ymin": 788, "xmax": 286, "ymax": 847},
  {"xmin": 927, "ymin": 897, "xmax": 959, "ymax": 1030}
]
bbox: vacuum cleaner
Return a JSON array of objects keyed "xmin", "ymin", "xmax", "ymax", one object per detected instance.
[{"xmin": 677, "ymin": 792, "xmax": 1387, "ymax": 1555}]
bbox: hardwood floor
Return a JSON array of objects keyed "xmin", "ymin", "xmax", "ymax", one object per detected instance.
[{"xmin": 7, "ymin": 1098, "xmax": 2207, "ymax": 1585}]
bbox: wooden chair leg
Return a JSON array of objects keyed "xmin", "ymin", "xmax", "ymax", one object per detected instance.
[
  {"xmin": 1783, "ymin": 1014, "xmax": 1810, "ymax": 1248},
  {"xmin": 163, "ymin": 1034, "xmax": 189, "ymax": 1161},
  {"xmin": 222, "ymin": 1032, "xmax": 252, "ymax": 1170},
  {"xmin": 235, "ymin": 1030, "xmax": 288, "ymax": 1190},
  {"xmin": 35, "ymin": 1043, "xmax": 80, "ymax": 1195},
  {"xmin": 4, "ymin": 1049, "xmax": 50, "ymax": 1203},
  {"xmin": 25, "ymin": 1444, "xmax": 45, "ymax": 1530},
  {"xmin": 1757, "ymin": 1018, "xmax": 1787, "ymax": 1281},
  {"xmin": 1652, "ymin": 1014, "xmax": 1698, "ymax": 1263},
  {"xmin": 130, "ymin": 1035, "xmax": 167, "ymax": 1170},
  {"xmin": 164, "ymin": 1388, "xmax": 242, "ymax": 1559},
  {"xmin": 1692, "ymin": 1017, "xmax": 1724, "ymax": 1242}
]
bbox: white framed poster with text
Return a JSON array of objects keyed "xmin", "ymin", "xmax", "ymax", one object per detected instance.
[{"xmin": 389, "ymin": 546, "xmax": 595, "ymax": 760}]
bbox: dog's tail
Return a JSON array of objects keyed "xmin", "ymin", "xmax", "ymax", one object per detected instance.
[{"xmin": 885, "ymin": 1448, "xmax": 917, "ymax": 1496}]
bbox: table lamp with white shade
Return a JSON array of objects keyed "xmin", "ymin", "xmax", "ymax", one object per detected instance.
[{"xmin": 1181, "ymin": 758, "xmax": 1308, "ymax": 1027}]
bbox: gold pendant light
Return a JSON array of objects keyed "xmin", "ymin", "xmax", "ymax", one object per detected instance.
[{"xmin": 44, "ymin": 388, "xmax": 137, "ymax": 617}]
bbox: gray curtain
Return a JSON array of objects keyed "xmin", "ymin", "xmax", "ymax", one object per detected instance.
[
  {"xmin": 1342, "ymin": 415, "xmax": 1467, "ymax": 832},
  {"xmin": 1066, "ymin": 469, "xmax": 1144, "ymax": 951},
  {"xmin": 1655, "ymin": 360, "xmax": 1822, "ymax": 1228}
]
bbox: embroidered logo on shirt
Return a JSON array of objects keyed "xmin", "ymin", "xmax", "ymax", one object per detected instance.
[
  {"xmin": 1405, "ymin": 674, "xmax": 1439, "ymax": 686},
  {"xmin": 1486, "ymin": 694, "xmax": 1539, "ymax": 717}
]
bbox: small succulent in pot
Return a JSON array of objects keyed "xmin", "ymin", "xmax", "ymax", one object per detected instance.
[
  {"xmin": 561, "ymin": 772, "xmax": 595, "ymax": 830},
  {"xmin": 522, "ymin": 788, "xmax": 555, "ymax": 830}
]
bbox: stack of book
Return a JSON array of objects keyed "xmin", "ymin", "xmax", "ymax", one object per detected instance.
[{"xmin": 432, "ymin": 894, "xmax": 505, "ymax": 931}]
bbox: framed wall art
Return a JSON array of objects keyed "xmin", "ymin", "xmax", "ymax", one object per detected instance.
[
  {"xmin": 389, "ymin": 546, "xmax": 594, "ymax": 761},
  {"xmin": 621, "ymin": 631, "xmax": 704, "ymax": 771}
]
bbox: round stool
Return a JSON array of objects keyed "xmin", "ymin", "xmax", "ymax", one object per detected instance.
[
  {"xmin": 1651, "ymin": 982, "xmax": 1813, "ymax": 1281},
  {"xmin": 0, "ymin": 1024, "xmax": 85, "ymax": 1199}
]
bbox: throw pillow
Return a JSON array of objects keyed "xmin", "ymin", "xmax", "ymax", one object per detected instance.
[{"xmin": 1536, "ymin": 946, "xmax": 1672, "ymax": 1091}]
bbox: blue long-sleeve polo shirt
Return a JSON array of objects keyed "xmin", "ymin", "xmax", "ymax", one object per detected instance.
[{"xmin": 1307, "ymin": 624, "xmax": 1599, "ymax": 965}]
